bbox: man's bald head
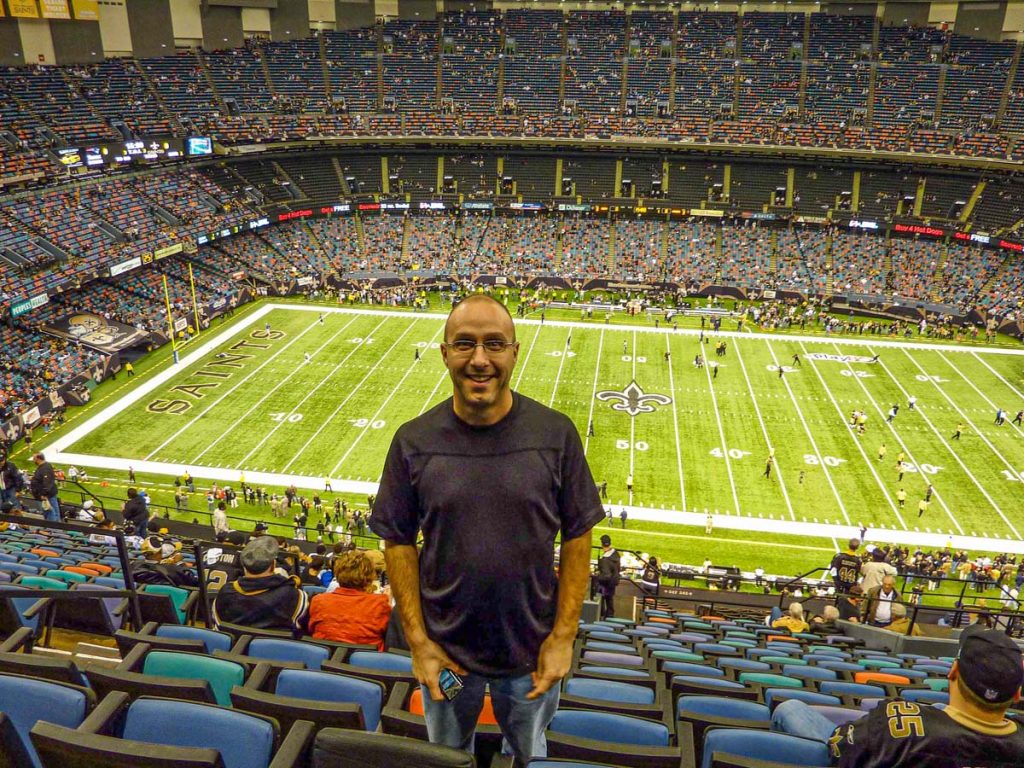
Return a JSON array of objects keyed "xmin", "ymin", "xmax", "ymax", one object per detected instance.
[{"xmin": 444, "ymin": 294, "xmax": 516, "ymax": 343}]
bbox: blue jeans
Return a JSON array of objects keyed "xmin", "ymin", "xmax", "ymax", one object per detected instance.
[
  {"xmin": 420, "ymin": 672, "xmax": 560, "ymax": 766},
  {"xmin": 772, "ymin": 700, "xmax": 839, "ymax": 744},
  {"xmin": 44, "ymin": 495, "xmax": 61, "ymax": 522}
]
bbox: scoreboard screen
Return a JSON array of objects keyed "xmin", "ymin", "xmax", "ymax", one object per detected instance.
[{"xmin": 57, "ymin": 137, "xmax": 212, "ymax": 170}]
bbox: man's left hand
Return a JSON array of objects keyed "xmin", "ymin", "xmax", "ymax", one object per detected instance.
[{"xmin": 527, "ymin": 632, "xmax": 573, "ymax": 700}]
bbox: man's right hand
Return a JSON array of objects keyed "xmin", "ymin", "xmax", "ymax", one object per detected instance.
[{"xmin": 411, "ymin": 638, "xmax": 466, "ymax": 701}]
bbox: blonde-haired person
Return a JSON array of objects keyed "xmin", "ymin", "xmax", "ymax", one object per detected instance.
[
  {"xmin": 308, "ymin": 550, "xmax": 392, "ymax": 650},
  {"xmin": 772, "ymin": 602, "xmax": 810, "ymax": 634}
]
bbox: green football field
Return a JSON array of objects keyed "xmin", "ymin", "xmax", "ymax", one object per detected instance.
[{"xmin": 52, "ymin": 304, "xmax": 1024, "ymax": 552}]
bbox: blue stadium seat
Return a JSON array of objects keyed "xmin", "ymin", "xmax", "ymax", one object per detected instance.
[{"xmin": 701, "ymin": 729, "xmax": 830, "ymax": 768}]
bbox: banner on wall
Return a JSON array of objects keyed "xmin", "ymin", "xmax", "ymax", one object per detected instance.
[
  {"xmin": 0, "ymin": 3, "xmax": 5, "ymax": 16},
  {"xmin": 69, "ymin": 0, "xmax": 96, "ymax": 20},
  {"xmin": 42, "ymin": 312, "xmax": 149, "ymax": 353},
  {"xmin": 8, "ymin": 0, "xmax": 39, "ymax": 18},
  {"xmin": 39, "ymin": 0, "xmax": 69, "ymax": 19}
]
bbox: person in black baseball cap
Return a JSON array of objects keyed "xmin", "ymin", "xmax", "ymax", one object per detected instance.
[{"xmin": 771, "ymin": 625, "xmax": 1024, "ymax": 767}]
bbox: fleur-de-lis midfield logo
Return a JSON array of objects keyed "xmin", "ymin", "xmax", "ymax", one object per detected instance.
[{"xmin": 596, "ymin": 381, "xmax": 672, "ymax": 416}]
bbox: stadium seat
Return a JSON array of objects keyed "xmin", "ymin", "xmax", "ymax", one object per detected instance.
[
  {"xmin": 762, "ymin": 688, "xmax": 842, "ymax": 711},
  {"xmin": 232, "ymin": 667, "xmax": 385, "ymax": 733},
  {"xmin": 30, "ymin": 693, "xmax": 313, "ymax": 768},
  {"xmin": 677, "ymin": 696, "xmax": 771, "ymax": 765},
  {"xmin": 312, "ymin": 727, "xmax": 474, "ymax": 768},
  {"xmin": 0, "ymin": 672, "xmax": 96, "ymax": 768},
  {"xmin": 701, "ymin": 729, "xmax": 831, "ymax": 768}
]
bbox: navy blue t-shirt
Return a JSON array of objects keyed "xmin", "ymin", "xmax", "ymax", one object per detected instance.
[{"xmin": 370, "ymin": 392, "xmax": 604, "ymax": 677}]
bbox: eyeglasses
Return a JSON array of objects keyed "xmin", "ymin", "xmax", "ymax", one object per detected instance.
[{"xmin": 443, "ymin": 339, "xmax": 517, "ymax": 355}]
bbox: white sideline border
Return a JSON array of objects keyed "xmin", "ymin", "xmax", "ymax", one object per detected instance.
[{"xmin": 46, "ymin": 303, "xmax": 1024, "ymax": 555}]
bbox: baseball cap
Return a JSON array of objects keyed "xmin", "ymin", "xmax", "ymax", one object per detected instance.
[
  {"xmin": 600, "ymin": 534, "xmax": 612, "ymax": 547},
  {"xmin": 957, "ymin": 625, "xmax": 1024, "ymax": 704},
  {"xmin": 254, "ymin": 521, "xmax": 269, "ymax": 533},
  {"xmin": 241, "ymin": 536, "xmax": 278, "ymax": 573}
]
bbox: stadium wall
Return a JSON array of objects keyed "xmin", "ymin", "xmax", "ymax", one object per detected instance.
[
  {"xmin": 202, "ymin": 3, "xmax": 245, "ymax": 50},
  {"xmin": 884, "ymin": 2, "xmax": 931, "ymax": 26},
  {"xmin": 50, "ymin": 18, "xmax": 103, "ymax": 65},
  {"xmin": 270, "ymin": 0, "xmax": 311, "ymax": 40},
  {"xmin": 126, "ymin": 0, "xmax": 177, "ymax": 58},
  {"xmin": 0, "ymin": 19, "xmax": 24, "ymax": 66},
  {"xmin": 955, "ymin": 0, "xmax": 1006, "ymax": 41},
  {"xmin": 334, "ymin": 0, "xmax": 374, "ymax": 29}
]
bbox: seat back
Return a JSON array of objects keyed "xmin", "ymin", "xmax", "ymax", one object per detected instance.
[
  {"xmin": 564, "ymin": 678, "xmax": 655, "ymax": 705},
  {"xmin": 142, "ymin": 651, "xmax": 245, "ymax": 707},
  {"xmin": 701, "ymin": 729, "xmax": 830, "ymax": 768},
  {"xmin": 142, "ymin": 585, "xmax": 190, "ymax": 624},
  {"xmin": 548, "ymin": 710, "xmax": 669, "ymax": 747},
  {"xmin": 0, "ymin": 672, "xmax": 93, "ymax": 768},
  {"xmin": 311, "ymin": 727, "xmax": 475, "ymax": 768},
  {"xmin": 122, "ymin": 697, "xmax": 276, "ymax": 768},
  {"xmin": 246, "ymin": 638, "xmax": 330, "ymax": 670},
  {"xmin": 155, "ymin": 625, "xmax": 234, "ymax": 654},
  {"xmin": 275, "ymin": 669, "xmax": 383, "ymax": 731},
  {"xmin": 348, "ymin": 651, "xmax": 413, "ymax": 673}
]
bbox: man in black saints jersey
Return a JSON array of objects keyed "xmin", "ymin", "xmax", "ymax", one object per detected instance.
[
  {"xmin": 772, "ymin": 625, "xmax": 1024, "ymax": 767},
  {"xmin": 830, "ymin": 538, "xmax": 862, "ymax": 597}
]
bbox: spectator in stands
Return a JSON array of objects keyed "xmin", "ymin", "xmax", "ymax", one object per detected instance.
[
  {"xmin": 121, "ymin": 487, "xmax": 149, "ymax": 539},
  {"xmin": 864, "ymin": 574, "xmax": 902, "ymax": 627},
  {"xmin": 860, "ymin": 547, "xmax": 898, "ymax": 593},
  {"xmin": 595, "ymin": 533, "xmax": 620, "ymax": 620},
  {"xmin": 0, "ymin": 450, "xmax": 23, "ymax": 508},
  {"xmin": 29, "ymin": 452, "xmax": 60, "ymax": 522},
  {"xmin": 308, "ymin": 550, "xmax": 392, "ymax": 650},
  {"xmin": 810, "ymin": 605, "xmax": 841, "ymax": 635},
  {"xmin": 88, "ymin": 517, "xmax": 117, "ymax": 545},
  {"xmin": 212, "ymin": 500, "xmax": 230, "ymax": 538},
  {"xmin": 836, "ymin": 583, "xmax": 863, "ymax": 623},
  {"xmin": 131, "ymin": 535, "xmax": 198, "ymax": 588},
  {"xmin": 212, "ymin": 536, "xmax": 309, "ymax": 635},
  {"xmin": 772, "ymin": 602, "xmax": 810, "ymax": 633},
  {"xmin": 772, "ymin": 625, "xmax": 1024, "ymax": 766},
  {"xmin": 885, "ymin": 601, "xmax": 923, "ymax": 636},
  {"xmin": 371, "ymin": 294, "xmax": 603, "ymax": 767},
  {"xmin": 830, "ymin": 537, "xmax": 862, "ymax": 596},
  {"xmin": 72, "ymin": 499, "xmax": 103, "ymax": 523}
]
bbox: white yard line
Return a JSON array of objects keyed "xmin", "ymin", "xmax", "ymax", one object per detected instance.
[
  {"xmin": 277, "ymin": 319, "xmax": 412, "ymax": 474},
  {"xmin": 145, "ymin": 313, "xmax": 339, "ymax": 461},
  {"xmin": 629, "ymin": 330, "xmax": 637, "ymax": 503},
  {"xmin": 733, "ymin": 340, "xmax": 795, "ymax": 521},
  {"xmin": 701, "ymin": 336, "xmax": 742, "ymax": 516},
  {"xmin": 969, "ymin": 351, "xmax": 1024, "ymax": 403},
  {"xmin": 237, "ymin": 317, "xmax": 399, "ymax": 469},
  {"xmin": 191, "ymin": 316, "xmax": 368, "ymax": 464},
  {"xmin": 547, "ymin": 330, "xmax": 574, "ymax": 407},
  {"xmin": 583, "ymin": 329, "xmax": 605, "ymax": 455},
  {"xmin": 799, "ymin": 341, "xmax": 907, "ymax": 530},
  {"xmin": 53, "ymin": 449, "xmax": 1024, "ymax": 554},
  {"xmin": 952, "ymin": 352, "xmax": 1024, "ymax": 441},
  {"xmin": 47, "ymin": 302, "xmax": 271, "ymax": 457},
  {"xmin": 418, "ymin": 371, "xmax": 450, "ymax": 415},
  {"xmin": 327, "ymin": 321, "xmax": 434, "ymax": 477},
  {"xmin": 665, "ymin": 333, "xmax": 687, "ymax": 513},
  {"xmin": 765, "ymin": 340, "xmax": 852, "ymax": 525},
  {"xmin": 841, "ymin": 345, "xmax": 965, "ymax": 535},
  {"xmin": 512, "ymin": 324, "xmax": 542, "ymax": 391},
  {"xmin": 894, "ymin": 348, "xmax": 1021, "ymax": 539}
]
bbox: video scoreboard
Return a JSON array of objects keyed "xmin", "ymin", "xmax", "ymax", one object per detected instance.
[{"xmin": 56, "ymin": 136, "xmax": 212, "ymax": 171}]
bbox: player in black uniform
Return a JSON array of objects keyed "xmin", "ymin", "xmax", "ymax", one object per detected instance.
[
  {"xmin": 830, "ymin": 538, "xmax": 862, "ymax": 598},
  {"xmin": 772, "ymin": 625, "xmax": 1024, "ymax": 767}
]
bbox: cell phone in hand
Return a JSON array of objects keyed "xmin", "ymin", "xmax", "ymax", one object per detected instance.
[{"xmin": 439, "ymin": 668, "xmax": 464, "ymax": 701}]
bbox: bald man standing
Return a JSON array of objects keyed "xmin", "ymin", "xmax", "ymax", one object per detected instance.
[{"xmin": 371, "ymin": 295, "xmax": 604, "ymax": 765}]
